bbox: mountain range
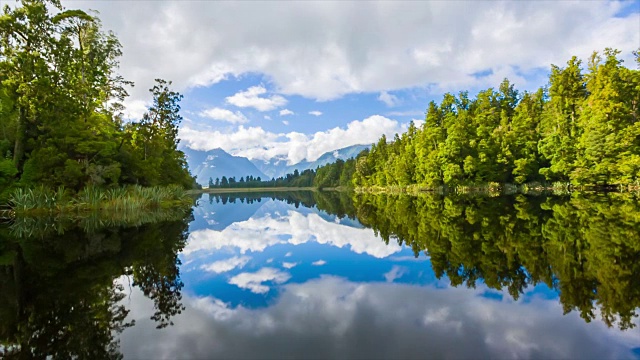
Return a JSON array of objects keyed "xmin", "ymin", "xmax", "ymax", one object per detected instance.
[{"xmin": 183, "ymin": 144, "xmax": 370, "ymax": 186}]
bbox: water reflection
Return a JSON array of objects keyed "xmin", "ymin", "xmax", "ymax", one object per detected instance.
[
  {"xmin": 120, "ymin": 276, "xmax": 638, "ymax": 360},
  {"xmin": 352, "ymin": 192, "xmax": 640, "ymax": 330},
  {"xmin": 1, "ymin": 191, "xmax": 640, "ymax": 358},
  {"xmin": 0, "ymin": 210, "xmax": 193, "ymax": 358}
]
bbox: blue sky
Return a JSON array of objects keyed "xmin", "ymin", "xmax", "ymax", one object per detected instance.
[{"xmin": 59, "ymin": 0, "xmax": 640, "ymax": 163}]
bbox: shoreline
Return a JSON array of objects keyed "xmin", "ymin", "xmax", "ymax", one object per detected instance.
[{"xmin": 191, "ymin": 187, "xmax": 317, "ymax": 194}]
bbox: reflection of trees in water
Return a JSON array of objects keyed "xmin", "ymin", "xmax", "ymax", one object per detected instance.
[
  {"xmin": 207, "ymin": 190, "xmax": 357, "ymax": 218},
  {"xmin": 204, "ymin": 190, "xmax": 640, "ymax": 329},
  {"xmin": 351, "ymin": 192, "xmax": 640, "ymax": 330},
  {"xmin": 0, "ymin": 211, "xmax": 193, "ymax": 358}
]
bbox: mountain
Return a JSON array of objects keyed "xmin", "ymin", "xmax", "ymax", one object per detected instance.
[
  {"xmin": 182, "ymin": 147, "xmax": 268, "ymax": 186},
  {"xmin": 251, "ymin": 144, "xmax": 371, "ymax": 179},
  {"xmin": 183, "ymin": 144, "xmax": 370, "ymax": 184}
]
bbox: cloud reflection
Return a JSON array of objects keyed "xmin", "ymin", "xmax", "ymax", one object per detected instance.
[
  {"xmin": 119, "ymin": 276, "xmax": 640, "ymax": 360},
  {"xmin": 183, "ymin": 210, "xmax": 401, "ymax": 258},
  {"xmin": 228, "ymin": 267, "xmax": 291, "ymax": 294}
]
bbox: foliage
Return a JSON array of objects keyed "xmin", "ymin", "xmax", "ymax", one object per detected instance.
[
  {"xmin": 0, "ymin": 0, "xmax": 196, "ymax": 197},
  {"xmin": 352, "ymin": 50, "xmax": 639, "ymax": 189}
]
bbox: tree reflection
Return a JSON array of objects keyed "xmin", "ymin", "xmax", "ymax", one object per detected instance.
[
  {"xmin": 352, "ymin": 192, "xmax": 640, "ymax": 330},
  {"xmin": 0, "ymin": 210, "xmax": 193, "ymax": 358}
]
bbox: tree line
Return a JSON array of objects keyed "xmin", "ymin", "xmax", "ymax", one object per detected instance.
[
  {"xmin": 0, "ymin": 0, "xmax": 195, "ymax": 200},
  {"xmin": 207, "ymin": 159, "xmax": 360, "ymax": 190},
  {"xmin": 353, "ymin": 50, "xmax": 640, "ymax": 189}
]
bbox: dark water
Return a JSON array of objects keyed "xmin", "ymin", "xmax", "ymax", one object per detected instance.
[{"xmin": 1, "ymin": 191, "xmax": 640, "ymax": 359}]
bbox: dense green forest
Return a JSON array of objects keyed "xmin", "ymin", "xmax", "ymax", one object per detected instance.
[
  {"xmin": 353, "ymin": 50, "xmax": 640, "ymax": 189},
  {"xmin": 0, "ymin": 0, "xmax": 195, "ymax": 201}
]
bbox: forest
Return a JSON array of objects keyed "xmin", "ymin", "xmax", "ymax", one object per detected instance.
[
  {"xmin": 353, "ymin": 50, "xmax": 640, "ymax": 190},
  {"xmin": 0, "ymin": 0, "xmax": 195, "ymax": 203}
]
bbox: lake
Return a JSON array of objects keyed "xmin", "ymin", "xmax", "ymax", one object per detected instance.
[{"xmin": 1, "ymin": 191, "xmax": 640, "ymax": 359}]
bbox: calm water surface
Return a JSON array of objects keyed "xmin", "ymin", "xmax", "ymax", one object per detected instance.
[{"xmin": 1, "ymin": 191, "xmax": 640, "ymax": 359}]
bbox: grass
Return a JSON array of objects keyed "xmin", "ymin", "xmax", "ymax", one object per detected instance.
[{"xmin": 7, "ymin": 184, "xmax": 193, "ymax": 216}]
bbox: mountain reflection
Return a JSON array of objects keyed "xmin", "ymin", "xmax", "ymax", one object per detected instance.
[{"xmin": 0, "ymin": 211, "xmax": 193, "ymax": 359}]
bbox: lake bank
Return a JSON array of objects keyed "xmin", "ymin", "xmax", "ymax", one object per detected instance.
[
  {"xmin": 6, "ymin": 185, "xmax": 194, "ymax": 217},
  {"xmin": 192, "ymin": 187, "xmax": 316, "ymax": 194},
  {"xmin": 353, "ymin": 182, "xmax": 640, "ymax": 196}
]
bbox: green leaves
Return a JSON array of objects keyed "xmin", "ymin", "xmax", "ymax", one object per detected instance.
[
  {"xmin": 0, "ymin": 2, "xmax": 195, "ymax": 191},
  {"xmin": 353, "ymin": 50, "xmax": 639, "ymax": 189}
]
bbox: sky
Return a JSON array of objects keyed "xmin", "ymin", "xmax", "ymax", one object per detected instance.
[{"xmin": 51, "ymin": 0, "xmax": 640, "ymax": 164}]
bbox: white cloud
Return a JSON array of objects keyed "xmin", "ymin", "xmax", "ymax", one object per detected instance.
[
  {"xmin": 228, "ymin": 267, "xmax": 291, "ymax": 293},
  {"xmin": 282, "ymin": 262, "xmax": 298, "ymax": 269},
  {"xmin": 282, "ymin": 120, "xmax": 289, "ymax": 126},
  {"xmin": 378, "ymin": 91, "xmax": 399, "ymax": 107},
  {"xmin": 226, "ymin": 86, "xmax": 287, "ymax": 112},
  {"xmin": 180, "ymin": 114, "xmax": 404, "ymax": 163},
  {"xmin": 122, "ymin": 99, "xmax": 149, "ymax": 120},
  {"xmin": 201, "ymin": 256, "xmax": 251, "ymax": 273},
  {"xmin": 309, "ymin": 110, "xmax": 323, "ymax": 116},
  {"xmin": 199, "ymin": 107, "xmax": 248, "ymax": 124},
  {"xmin": 264, "ymin": 115, "xmax": 272, "ymax": 120},
  {"xmin": 279, "ymin": 109, "xmax": 294, "ymax": 116},
  {"xmin": 180, "ymin": 125, "xmax": 280, "ymax": 154},
  {"xmin": 61, "ymin": 1, "xmax": 639, "ymax": 107},
  {"xmin": 312, "ymin": 260, "xmax": 326, "ymax": 266},
  {"xmin": 284, "ymin": 252, "xmax": 293, "ymax": 257}
]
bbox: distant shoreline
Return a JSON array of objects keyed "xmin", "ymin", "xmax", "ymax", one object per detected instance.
[{"xmin": 192, "ymin": 187, "xmax": 317, "ymax": 194}]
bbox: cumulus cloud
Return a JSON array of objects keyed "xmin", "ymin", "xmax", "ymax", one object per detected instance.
[
  {"xmin": 199, "ymin": 107, "xmax": 249, "ymax": 124},
  {"xmin": 279, "ymin": 109, "xmax": 294, "ymax": 116},
  {"xmin": 62, "ymin": 1, "xmax": 639, "ymax": 106},
  {"xmin": 228, "ymin": 267, "xmax": 291, "ymax": 294},
  {"xmin": 378, "ymin": 91, "xmax": 399, "ymax": 107},
  {"xmin": 226, "ymin": 86, "xmax": 287, "ymax": 112},
  {"xmin": 264, "ymin": 115, "xmax": 272, "ymax": 120},
  {"xmin": 180, "ymin": 115, "xmax": 405, "ymax": 163},
  {"xmin": 312, "ymin": 260, "xmax": 326, "ymax": 266},
  {"xmin": 282, "ymin": 120, "xmax": 289, "ymax": 126},
  {"xmin": 201, "ymin": 256, "xmax": 251, "ymax": 273},
  {"xmin": 309, "ymin": 110, "xmax": 323, "ymax": 116}
]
